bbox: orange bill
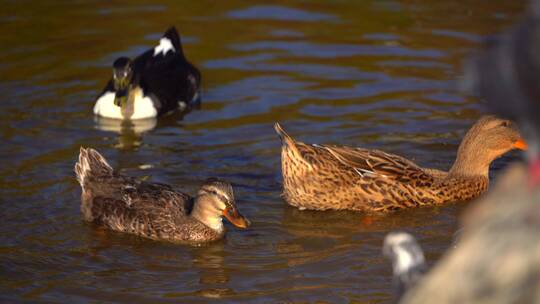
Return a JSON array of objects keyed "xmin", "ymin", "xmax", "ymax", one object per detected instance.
[
  {"xmin": 514, "ymin": 139, "xmax": 528, "ymax": 151},
  {"xmin": 222, "ymin": 207, "xmax": 250, "ymax": 229}
]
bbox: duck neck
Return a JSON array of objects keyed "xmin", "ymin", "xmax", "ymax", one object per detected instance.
[
  {"xmin": 448, "ymin": 148, "xmax": 491, "ymax": 178},
  {"xmin": 190, "ymin": 196, "xmax": 224, "ymax": 233}
]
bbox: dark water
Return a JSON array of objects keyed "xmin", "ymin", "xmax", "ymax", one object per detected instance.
[{"xmin": 0, "ymin": 1, "xmax": 525, "ymax": 302}]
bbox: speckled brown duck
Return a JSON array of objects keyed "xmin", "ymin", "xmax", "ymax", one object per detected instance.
[
  {"xmin": 74, "ymin": 148, "xmax": 249, "ymax": 243},
  {"xmin": 275, "ymin": 116, "xmax": 527, "ymax": 212}
]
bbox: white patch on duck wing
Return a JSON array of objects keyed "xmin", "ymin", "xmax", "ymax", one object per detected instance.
[
  {"xmin": 354, "ymin": 168, "xmax": 365, "ymax": 177},
  {"xmin": 94, "ymin": 91, "xmax": 123, "ymax": 119},
  {"xmin": 153, "ymin": 37, "xmax": 176, "ymax": 56}
]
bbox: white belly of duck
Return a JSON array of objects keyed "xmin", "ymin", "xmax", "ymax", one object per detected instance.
[{"xmin": 93, "ymin": 89, "xmax": 158, "ymax": 120}]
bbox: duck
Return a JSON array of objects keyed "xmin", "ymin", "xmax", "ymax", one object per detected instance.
[
  {"xmin": 93, "ymin": 26, "xmax": 201, "ymax": 120},
  {"xmin": 274, "ymin": 115, "xmax": 527, "ymax": 212},
  {"xmin": 383, "ymin": 232, "xmax": 427, "ymax": 302},
  {"xmin": 74, "ymin": 148, "xmax": 249, "ymax": 243}
]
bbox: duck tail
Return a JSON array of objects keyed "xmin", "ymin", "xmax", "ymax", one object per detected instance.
[
  {"xmin": 163, "ymin": 26, "xmax": 181, "ymax": 52},
  {"xmin": 274, "ymin": 122, "xmax": 296, "ymax": 147},
  {"xmin": 274, "ymin": 122, "xmax": 312, "ymax": 168},
  {"xmin": 75, "ymin": 147, "xmax": 113, "ymax": 190}
]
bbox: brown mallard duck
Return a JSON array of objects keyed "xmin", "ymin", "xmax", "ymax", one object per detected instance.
[
  {"xmin": 74, "ymin": 148, "xmax": 249, "ymax": 243},
  {"xmin": 275, "ymin": 116, "xmax": 527, "ymax": 212}
]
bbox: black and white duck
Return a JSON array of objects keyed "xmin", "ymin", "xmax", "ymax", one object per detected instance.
[
  {"xmin": 74, "ymin": 148, "xmax": 249, "ymax": 243},
  {"xmin": 93, "ymin": 26, "xmax": 201, "ymax": 120}
]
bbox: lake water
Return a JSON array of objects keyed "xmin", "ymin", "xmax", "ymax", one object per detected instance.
[{"xmin": 0, "ymin": 1, "xmax": 525, "ymax": 302}]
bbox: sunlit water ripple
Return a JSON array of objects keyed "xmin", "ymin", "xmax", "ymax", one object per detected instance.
[{"xmin": 0, "ymin": 0, "xmax": 525, "ymax": 302}]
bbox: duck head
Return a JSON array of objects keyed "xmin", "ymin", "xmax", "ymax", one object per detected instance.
[
  {"xmin": 112, "ymin": 57, "xmax": 133, "ymax": 107},
  {"xmin": 450, "ymin": 115, "xmax": 527, "ymax": 177},
  {"xmin": 192, "ymin": 178, "xmax": 250, "ymax": 232}
]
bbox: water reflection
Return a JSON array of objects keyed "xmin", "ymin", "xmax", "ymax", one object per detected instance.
[
  {"xmin": 191, "ymin": 243, "xmax": 234, "ymax": 299},
  {"xmin": 93, "ymin": 103, "xmax": 200, "ymax": 149},
  {"xmin": 94, "ymin": 117, "xmax": 154, "ymax": 149},
  {"xmin": 95, "ymin": 116, "xmax": 158, "ymax": 134}
]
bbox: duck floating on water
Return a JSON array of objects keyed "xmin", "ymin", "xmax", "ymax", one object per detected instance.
[
  {"xmin": 94, "ymin": 26, "xmax": 201, "ymax": 120},
  {"xmin": 74, "ymin": 148, "xmax": 249, "ymax": 243},
  {"xmin": 275, "ymin": 116, "xmax": 527, "ymax": 212}
]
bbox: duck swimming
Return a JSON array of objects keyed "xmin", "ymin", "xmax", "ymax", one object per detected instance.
[
  {"xmin": 94, "ymin": 26, "xmax": 201, "ymax": 120},
  {"xmin": 74, "ymin": 148, "xmax": 249, "ymax": 243},
  {"xmin": 275, "ymin": 116, "xmax": 527, "ymax": 212}
]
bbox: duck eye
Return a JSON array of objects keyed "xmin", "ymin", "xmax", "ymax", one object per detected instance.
[
  {"xmin": 220, "ymin": 195, "xmax": 229, "ymax": 204},
  {"xmin": 500, "ymin": 121, "xmax": 510, "ymax": 127}
]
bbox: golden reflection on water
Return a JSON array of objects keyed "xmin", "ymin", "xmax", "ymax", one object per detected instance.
[{"xmin": 0, "ymin": 0, "xmax": 526, "ymax": 302}]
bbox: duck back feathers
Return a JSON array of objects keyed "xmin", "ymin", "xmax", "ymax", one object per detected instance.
[{"xmin": 139, "ymin": 27, "xmax": 201, "ymax": 114}]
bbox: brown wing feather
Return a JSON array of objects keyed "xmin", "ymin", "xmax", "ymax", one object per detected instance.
[
  {"xmin": 86, "ymin": 174, "xmax": 192, "ymax": 214},
  {"xmin": 90, "ymin": 196, "xmax": 187, "ymax": 238},
  {"xmin": 121, "ymin": 180, "xmax": 193, "ymax": 214},
  {"xmin": 85, "ymin": 174, "xmax": 193, "ymax": 235},
  {"xmin": 319, "ymin": 145, "xmax": 433, "ymax": 183}
]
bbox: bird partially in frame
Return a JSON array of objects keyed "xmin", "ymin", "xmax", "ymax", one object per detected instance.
[
  {"xmin": 275, "ymin": 116, "xmax": 527, "ymax": 212},
  {"xmin": 74, "ymin": 148, "xmax": 249, "ymax": 244},
  {"xmin": 94, "ymin": 26, "xmax": 201, "ymax": 120},
  {"xmin": 383, "ymin": 232, "xmax": 427, "ymax": 302}
]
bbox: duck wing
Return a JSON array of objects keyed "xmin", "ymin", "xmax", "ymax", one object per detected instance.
[
  {"xmin": 319, "ymin": 145, "xmax": 433, "ymax": 184},
  {"xmin": 87, "ymin": 177, "xmax": 195, "ymax": 237},
  {"xmin": 132, "ymin": 27, "xmax": 200, "ymax": 114},
  {"xmin": 140, "ymin": 54, "xmax": 200, "ymax": 110},
  {"xmin": 122, "ymin": 180, "xmax": 193, "ymax": 214}
]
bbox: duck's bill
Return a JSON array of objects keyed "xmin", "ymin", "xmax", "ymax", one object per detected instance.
[
  {"xmin": 113, "ymin": 77, "xmax": 130, "ymax": 107},
  {"xmin": 222, "ymin": 207, "xmax": 250, "ymax": 229},
  {"xmin": 114, "ymin": 95, "xmax": 127, "ymax": 107},
  {"xmin": 514, "ymin": 139, "xmax": 528, "ymax": 151},
  {"xmin": 114, "ymin": 88, "xmax": 129, "ymax": 107}
]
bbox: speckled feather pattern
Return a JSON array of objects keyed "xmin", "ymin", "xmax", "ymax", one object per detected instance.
[{"xmin": 75, "ymin": 148, "xmax": 223, "ymax": 243}]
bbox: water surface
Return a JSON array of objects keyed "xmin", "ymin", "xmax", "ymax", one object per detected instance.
[{"xmin": 0, "ymin": 0, "xmax": 525, "ymax": 302}]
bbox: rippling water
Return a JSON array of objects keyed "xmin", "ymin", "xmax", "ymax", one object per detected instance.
[{"xmin": 0, "ymin": 1, "xmax": 525, "ymax": 302}]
